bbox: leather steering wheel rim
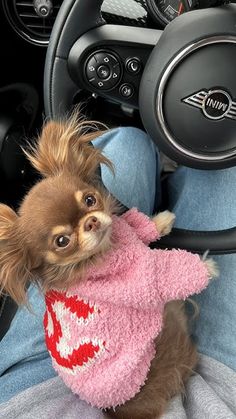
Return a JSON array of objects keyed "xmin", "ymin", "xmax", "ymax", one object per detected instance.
[
  {"xmin": 44, "ymin": 0, "xmax": 105, "ymax": 119},
  {"xmin": 44, "ymin": 0, "xmax": 236, "ymax": 254}
]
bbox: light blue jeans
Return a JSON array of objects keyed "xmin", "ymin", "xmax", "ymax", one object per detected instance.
[
  {"xmin": 168, "ymin": 168, "xmax": 236, "ymax": 371},
  {"xmin": 0, "ymin": 127, "xmax": 235, "ymax": 404}
]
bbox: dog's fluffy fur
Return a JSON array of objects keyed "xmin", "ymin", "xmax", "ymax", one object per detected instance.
[
  {"xmin": 0, "ymin": 115, "xmax": 216, "ymax": 418},
  {"xmin": 0, "ymin": 116, "xmax": 117, "ymax": 303},
  {"xmin": 106, "ymin": 301, "xmax": 197, "ymax": 419}
]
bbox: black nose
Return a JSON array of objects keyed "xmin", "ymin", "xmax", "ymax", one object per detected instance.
[{"xmin": 84, "ymin": 216, "xmax": 101, "ymax": 232}]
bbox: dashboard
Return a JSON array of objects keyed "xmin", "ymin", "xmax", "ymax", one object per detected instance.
[
  {"xmin": 1, "ymin": 0, "xmax": 229, "ymax": 47},
  {"xmin": 0, "ymin": 0, "xmax": 231, "ymax": 122}
]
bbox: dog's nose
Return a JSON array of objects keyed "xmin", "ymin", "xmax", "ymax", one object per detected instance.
[{"xmin": 84, "ymin": 216, "xmax": 101, "ymax": 232}]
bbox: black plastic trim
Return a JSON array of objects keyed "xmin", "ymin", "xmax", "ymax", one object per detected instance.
[
  {"xmin": 0, "ymin": 296, "xmax": 18, "ymax": 342},
  {"xmin": 68, "ymin": 24, "xmax": 161, "ymax": 107},
  {"xmin": 155, "ymin": 227, "xmax": 236, "ymax": 255}
]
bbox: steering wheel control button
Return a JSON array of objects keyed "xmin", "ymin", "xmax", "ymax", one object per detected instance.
[
  {"xmin": 126, "ymin": 58, "xmax": 141, "ymax": 74},
  {"xmin": 120, "ymin": 83, "xmax": 134, "ymax": 98},
  {"xmin": 85, "ymin": 51, "xmax": 122, "ymax": 91},
  {"xmin": 96, "ymin": 65, "xmax": 111, "ymax": 80},
  {"xmin": 85, "ymin": 51, "xmax": 122, "ymax": 90},
  {"xmin": 86, "ymin": 56, "xmax": 97, "ymax": 79},
  {"xmin": 95, "ymin": 52, "xmax": 119, "ymax": 67}
]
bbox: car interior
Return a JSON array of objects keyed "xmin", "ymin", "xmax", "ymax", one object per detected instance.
[{"xmin": 0, "ymin": 0, "xmax": 235, "ymax": 350}]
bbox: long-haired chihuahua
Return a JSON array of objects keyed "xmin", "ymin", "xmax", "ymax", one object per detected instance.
[{"xmin": 0, "ymin": 115, "xmax": 217, "ymax": 419}]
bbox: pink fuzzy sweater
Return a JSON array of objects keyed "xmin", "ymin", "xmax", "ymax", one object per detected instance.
[{"xmin": 44, "ymin": 208, "xmax": 210, "ymax": 409}]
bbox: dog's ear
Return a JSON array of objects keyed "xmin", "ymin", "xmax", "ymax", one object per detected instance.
[
  {"xmin": 0, "ymin": 204, "xmax": 33, "ymax": 305},
  {"xmin": 25, "ymin": 114, "xmax": 113, "ymax": 179},
  {"xmin": 0, "ymin": 204, "xmax": 17, "ymax": 239}
]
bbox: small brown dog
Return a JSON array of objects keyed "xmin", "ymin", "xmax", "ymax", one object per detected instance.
[{"xmin": 0, "ymin": 116, "xmax": 217, "ymax": 419}]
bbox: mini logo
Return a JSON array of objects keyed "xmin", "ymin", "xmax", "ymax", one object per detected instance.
[{"xmin": 182, "ymin": 89, "xmax": 236, "ymax": 121}]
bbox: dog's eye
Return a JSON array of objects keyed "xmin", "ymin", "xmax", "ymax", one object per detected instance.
[
  {"xmin": 85, "ymin": 194, "xmax": 96, "ymax": 207},
  {"xmin": 55, "ymin": 235, "xmax": 71, "ymax": 248}
]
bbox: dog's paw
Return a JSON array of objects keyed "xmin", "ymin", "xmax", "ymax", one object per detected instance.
[
  {"xmin": 204, "ymin": 258, "xmax": 219, "ymax": 279},
  {"xmin": 153, "ymin": 210, "xmax": 176, "ymax": 237}
]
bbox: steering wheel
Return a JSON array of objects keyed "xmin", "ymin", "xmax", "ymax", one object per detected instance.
[{"xmin": 44, "ymin": 0, "xmax": 236, "ymax": 254}]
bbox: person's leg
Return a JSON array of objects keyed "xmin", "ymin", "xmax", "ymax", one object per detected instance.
[
  {"xmin": 168, "ymin": 167, "xmax": 236, "ymax": 371},
  {"xmin": 92, "ymin": 127, "xmax": 159, "ymax": 215},
  {"xmin": 0, "ymin": 127, "xmax": 159, "ymax": 403},
  {"xmin": 0, "ymin": 285, "xmax": 57, "ymax": 403}
]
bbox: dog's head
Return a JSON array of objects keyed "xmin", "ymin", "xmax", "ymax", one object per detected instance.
[{"xmin": 0, "ymin": 116, "xmax": 116, "ymax": 304}]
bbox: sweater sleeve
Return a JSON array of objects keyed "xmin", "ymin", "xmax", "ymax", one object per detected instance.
[
  {"xmin": 121, "ymin": 208, "xmax": 160, "ymax": 244},
  {"xmin": 155, "ymin": 249, "xmax": 211, "ymax": 303},
  {"xmin": 76, "ymin": 248, "xmax": 210, "ymax": 310}
]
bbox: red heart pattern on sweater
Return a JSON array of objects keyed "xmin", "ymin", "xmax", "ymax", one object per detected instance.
[{"xmin": 44, "ymin": 291, "xmax": 105, "ymax": 372}]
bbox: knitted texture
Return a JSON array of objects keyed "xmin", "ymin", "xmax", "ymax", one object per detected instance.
[{"xmin": 44, "ymin": 208, "xmax": 210, "ymax": 409}]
